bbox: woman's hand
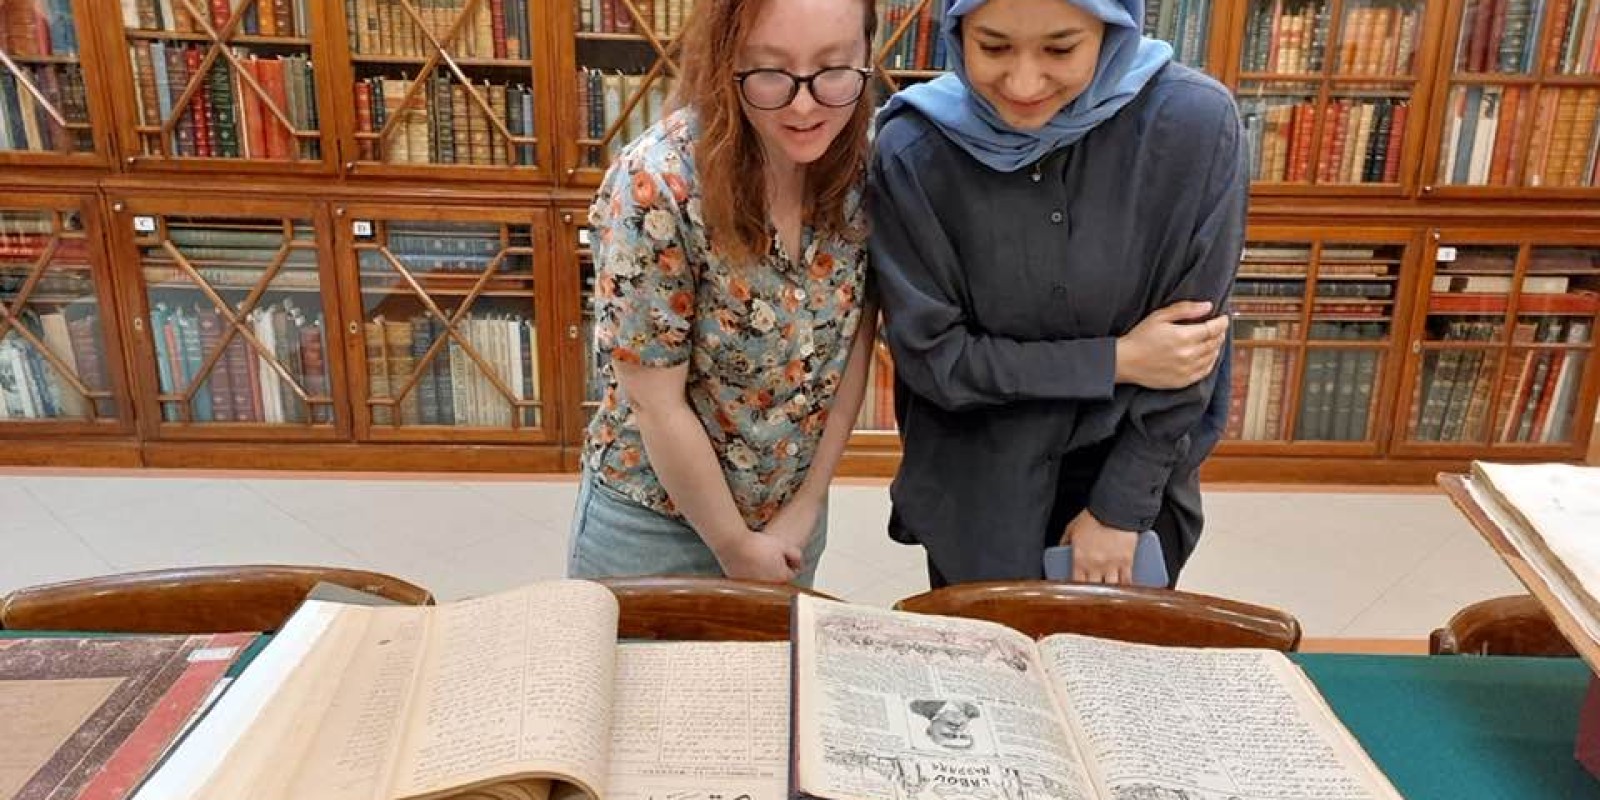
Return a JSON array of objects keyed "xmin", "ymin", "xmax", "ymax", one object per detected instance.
[
  {"xmin": 763, "ymin": 493, "xmax": 823, "ymax": 555},
  {"xmin": 713, "ymin": 531, "xmax": 803, "ymax": 583},
  {"xmin": 1060, "ymin": 510, "xmax": 1139, "ymax": 584},
  {"xmin": 1115, "ymin": 301, "xmax": 1230, "ymax": 390}
]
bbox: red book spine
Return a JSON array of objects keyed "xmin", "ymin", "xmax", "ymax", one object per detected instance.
[
  {"xmin": 1383, "ymin": 101, "xmax": 1407, "ymax": 183},
  {"xmin": 75, "ymin": 634, "xmax": 256, "ymax": 800}
]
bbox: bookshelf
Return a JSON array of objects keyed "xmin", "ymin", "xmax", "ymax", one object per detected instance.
[
  {"xmin": 0, "ymin": 0, "xmax": 113, "ymax": 168},
  {"xmin": 1394, "ymin": 232, "xmax": 1600, "ymax": 454},
  {"xmin": 554, "ymin": 0, "xmax": 686, "ymax": 182},
  {"xmin": 325, "ymin": 0, "xmax": 555, "ymax": 180},
  {"xmin": 1420, "ymin": 0, "xmax": 1600, "ymax": 194},
  {"xmin": 108, "ymin": 195, "xmax": 347, "ymax": 440},
  {"xmin": 0, "ymin": 0, "xmax": 1598, "ymax": 482},
  {"xmin": 333, "ymin": 203, "xmax": 559, "ymax": 442},
  {"xmin": 0, "ymin": 194, "xmax": 129, "ymax": 432},
  {"xmin": 1229, "ymin": 0, "xmax": 1443, "ymax": 194},
  {"xmin": 1218, "ymin": 227, "xmax": 1412, "ymax": 454}
]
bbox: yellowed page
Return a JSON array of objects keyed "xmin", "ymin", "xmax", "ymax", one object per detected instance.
[
  {"xmin": 189, "ymin": 604, "xmax": 389, "ymax": 800},
  {"xmin": 793, "ymin": 596, "xmax": 1099, "ymax": 800},
  {"xmin": 0, "ymin": 678, "xmax": 122, "ymax": 799},
  {"xmin": 388, "ymin": 581, "xmax": 619, "ymax": 800},
  {"xmin": 275, "ymin": 607, "xmax": 435, "ymax": 800},
  {"xmin": 606, "ymin": 642, "xmax": 790, "ymax": 800},
  {"xmin": 1039, "ymin": 635, "xmax": 1402, "ymax": 800}
]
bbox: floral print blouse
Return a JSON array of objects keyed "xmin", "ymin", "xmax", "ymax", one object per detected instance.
[{"xmin": 583, "ymin": 109, "xmax": 868, "ymax": 530}]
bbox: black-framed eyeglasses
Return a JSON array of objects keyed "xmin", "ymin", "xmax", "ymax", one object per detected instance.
[{"xmin": 733, "ymin": 67, "xmax": 872, "ymax": 110}]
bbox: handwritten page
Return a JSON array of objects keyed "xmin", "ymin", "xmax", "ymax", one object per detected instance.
[
  {"xmin": 389, "ymin": 581, "xmax": 619, "ymax": 800},
  {"xmin": 606, "ymin": 642, "xmax": 790, "ymax": 800},
  {"xmin": 1040, "ymin": 635, "xmax": 1402, "ymax": 800},
  {"xmin": 280, "ymin": 609, "xmax": 432, "ymax": 800},
  {"xmin": 793, "ymin": 597, "xmax": 1100, "ymax": 800},
  {"xmin": 0, "ymin": 678, "xmax": 123, "ymax": 800}
]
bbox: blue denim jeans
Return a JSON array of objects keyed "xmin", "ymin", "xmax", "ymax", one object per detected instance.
[{"xmin": 566, "ymin": 470, "xmax": 828, "ymax": 588}]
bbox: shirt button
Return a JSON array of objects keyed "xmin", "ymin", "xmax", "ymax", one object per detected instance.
[
  {"xmin": 785, "ymin": 443, "xmax": 799, "ymax": 456},
  {"xmin": 1030, "ymin": 172, "xmax": 1042, "ymax": 183},
  {"xmin": 1049, "ymin": 210, "xmax": 1064, "ymax": 224}
]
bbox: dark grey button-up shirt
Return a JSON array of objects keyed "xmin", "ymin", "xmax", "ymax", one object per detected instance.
[{"xmin": 869, "ymin": 62, "xmax": 1247, "ymax": 583}]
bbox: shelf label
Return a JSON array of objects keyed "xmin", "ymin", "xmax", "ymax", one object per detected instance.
[
  {"xmin": 1436, "ymin": 246, "xmax": 1457, "ymax": 262},
  {"xmin": 352, "ymin": 220, "xmax": 374, "ymax": 238},
  {"xmin": 132, "ymin": 215, "xmax": 157, "ymax": 233}
]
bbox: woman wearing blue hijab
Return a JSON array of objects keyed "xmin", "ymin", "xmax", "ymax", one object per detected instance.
[{"xmin": 869, "ymin": 0, "xmax": 1245, "ymax": 586}]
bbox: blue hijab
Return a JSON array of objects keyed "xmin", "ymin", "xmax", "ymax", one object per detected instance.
[{"xmin": 880, "ymin": 0, "xmax": 1172, "ymax": 173}]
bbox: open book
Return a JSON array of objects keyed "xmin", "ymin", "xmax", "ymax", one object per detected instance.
[
  {"xmin": 791, "ymin": 595, "xmax": 1402, "ymax": 800},
  {"xmin": 1467, "ymin": 461, "xmax": 1600, "ymax": 651},
  {"xmin": 131, "ymin": 580, "xmax": 791, "ymax": 800}
]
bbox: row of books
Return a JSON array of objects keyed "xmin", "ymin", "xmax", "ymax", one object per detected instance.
[
  {"xmin": 1293, "ymin": 321, "xmax": 1386, "ymax": 441},
  {"xmin": 149, "ymin": 299, "xmax": 331, "ymax": 424},
  {"xmin": 876, "ymin": 0, "xmax": 952, "ymax": 73},
  {"xmin": 0, "ymin": 310, "xmax": 109, "ymax": 420},
  {"xmin": 1411, "ymin": 316, "xmax": 1590, "ymax": 442},
  {"xmin": 1454, "ymin": 0, "xmax": 1541, "ymax": 73},
  {"xmin": 1438, "ymin": 86, "xmax": 1600, "ymax": 187},
  {"xmin": 354, "ymin": 74, "xmax": 536, "ymax": 165},
  {"xmin": 577, "ymin": 69, "xmax": 674, "ymax": 162},
  {"xmin": 361, "ymin": 221, "xmax": 529, "ymax": 274},
  {"xmin": 1145, "ymin": 0, "xmax": 1213, "ymax": 67},
  {"xmin": 1546, "ymin": 0, "xmax": 1600, "ymax": 74},
  {"xmin": 121, "ymin": 0, "xmax": 312, "ymax": 37},
  {"xmin": 1233, "ymin": 279, "xmax": 1396, "ymax": 298},
  {"xmin": 1241, "ymin": 0, "xmax": 1330, "ymax": 73},
  {"xmin": 345, "ymin": 0, "xmax": 531, "ymax": 60},
  {"xmin": 855, "ymin": 343, "xmax": 896, "ymax": 432},
  {"xmin": 1225, "ymin": 324, "xmax": 1294, "ymax": 440},
  {"xmin": 364, "ymin": 313, "xmax": 540, "ymax": 426},
  {"xmin": 0, "ymin": 64, "xmax": 91, "ymax": 152},
  {"xmin": 1241, "ymin": 97, "xmax": 1407, "ymax": 183},
  {"xmin": 574, "ymin": 0, "xmax": 691, "ymax": 37},
  {"xmin": 3, "ymin": 0, "xmax": 77, "ymax": 56},
  {"xmin": 128, "ymin": 45, "xmax": 321, "ymax": 160}
]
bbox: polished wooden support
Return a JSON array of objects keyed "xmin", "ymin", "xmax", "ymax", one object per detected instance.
[
  {"xmin": 893, "ymin": 581, "xmax": 1303, "ymax": 651},
  {"xmin": 1430, "ymin": 594, "xmax": 1580, "ymax": 656},
  {"xmin": 0, "ymin": 564, "xmax": 433, "ymax": 633},
  {"xmin": 601, "ymin": 576, "xmax": 833, "ymax": 642}
]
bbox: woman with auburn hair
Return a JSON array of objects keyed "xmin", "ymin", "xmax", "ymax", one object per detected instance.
[{"xmin": 567, "ymin": 0, "xmax": 879, "ymax": 585}]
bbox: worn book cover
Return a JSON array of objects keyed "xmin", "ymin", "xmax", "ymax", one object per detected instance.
[{"xmin": 0, "ymin": 633, "xmax": 254, "ymax": 800}]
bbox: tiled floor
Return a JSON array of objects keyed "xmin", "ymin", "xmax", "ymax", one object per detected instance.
[{"xmin": 0, "ymin": 471, "xmax": 1526, "ymax": 640}]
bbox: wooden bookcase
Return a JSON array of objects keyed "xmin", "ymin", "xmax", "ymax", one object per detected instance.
[
  {"xmin": 0, "ymin": 0, "xmax": 117, "ymax": 169},
  {"xmin": 0, "ymin": 192, "xmax": 132, "ymax": 435},
  {"xmin": 2, "ymin": 0, "xmax": 1599, "ymax": 482}
]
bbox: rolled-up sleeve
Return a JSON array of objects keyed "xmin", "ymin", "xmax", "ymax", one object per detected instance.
[
  {"xmin": 868, "ymin": 143, "xmax": 1116, "ymax": 413},
  {"xmin": 1088, "ymin": 101, "xmax": 1247, "ymax": 532}
]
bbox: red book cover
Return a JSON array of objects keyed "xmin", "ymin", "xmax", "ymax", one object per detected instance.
[
  {"xmin": 1383, "ymin": 101, "xmax": 1408, "ymax": 183},
  {"xmin": 74, "ymin": 633, "xmax": 256, "ymax": 800},
  {"xmin": 490, "ymin": 0, "xmax": 508, "ymax": 57},
  {"xmin": 354, "ymin": 80, "xmax": 375, "ymax": 160},
  {"xmin": 256, "ymin": 57, "xmax": 292, "ymax": 159},
  {"xmin": 182, "ymin": 48, "xmax": 211, "ymax": 158},
  {"xmin": 239, "ymin": 58, "xmax": 267, "ymax": 159}
]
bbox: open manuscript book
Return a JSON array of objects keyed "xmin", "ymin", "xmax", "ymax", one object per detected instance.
[
  {"xmin": 792, "ymin": 595, "xmax": 1403, "ymax": 800},
  {"xmin": 131, "ymin": 580, "xmax": 791, "ymax": 800}
]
